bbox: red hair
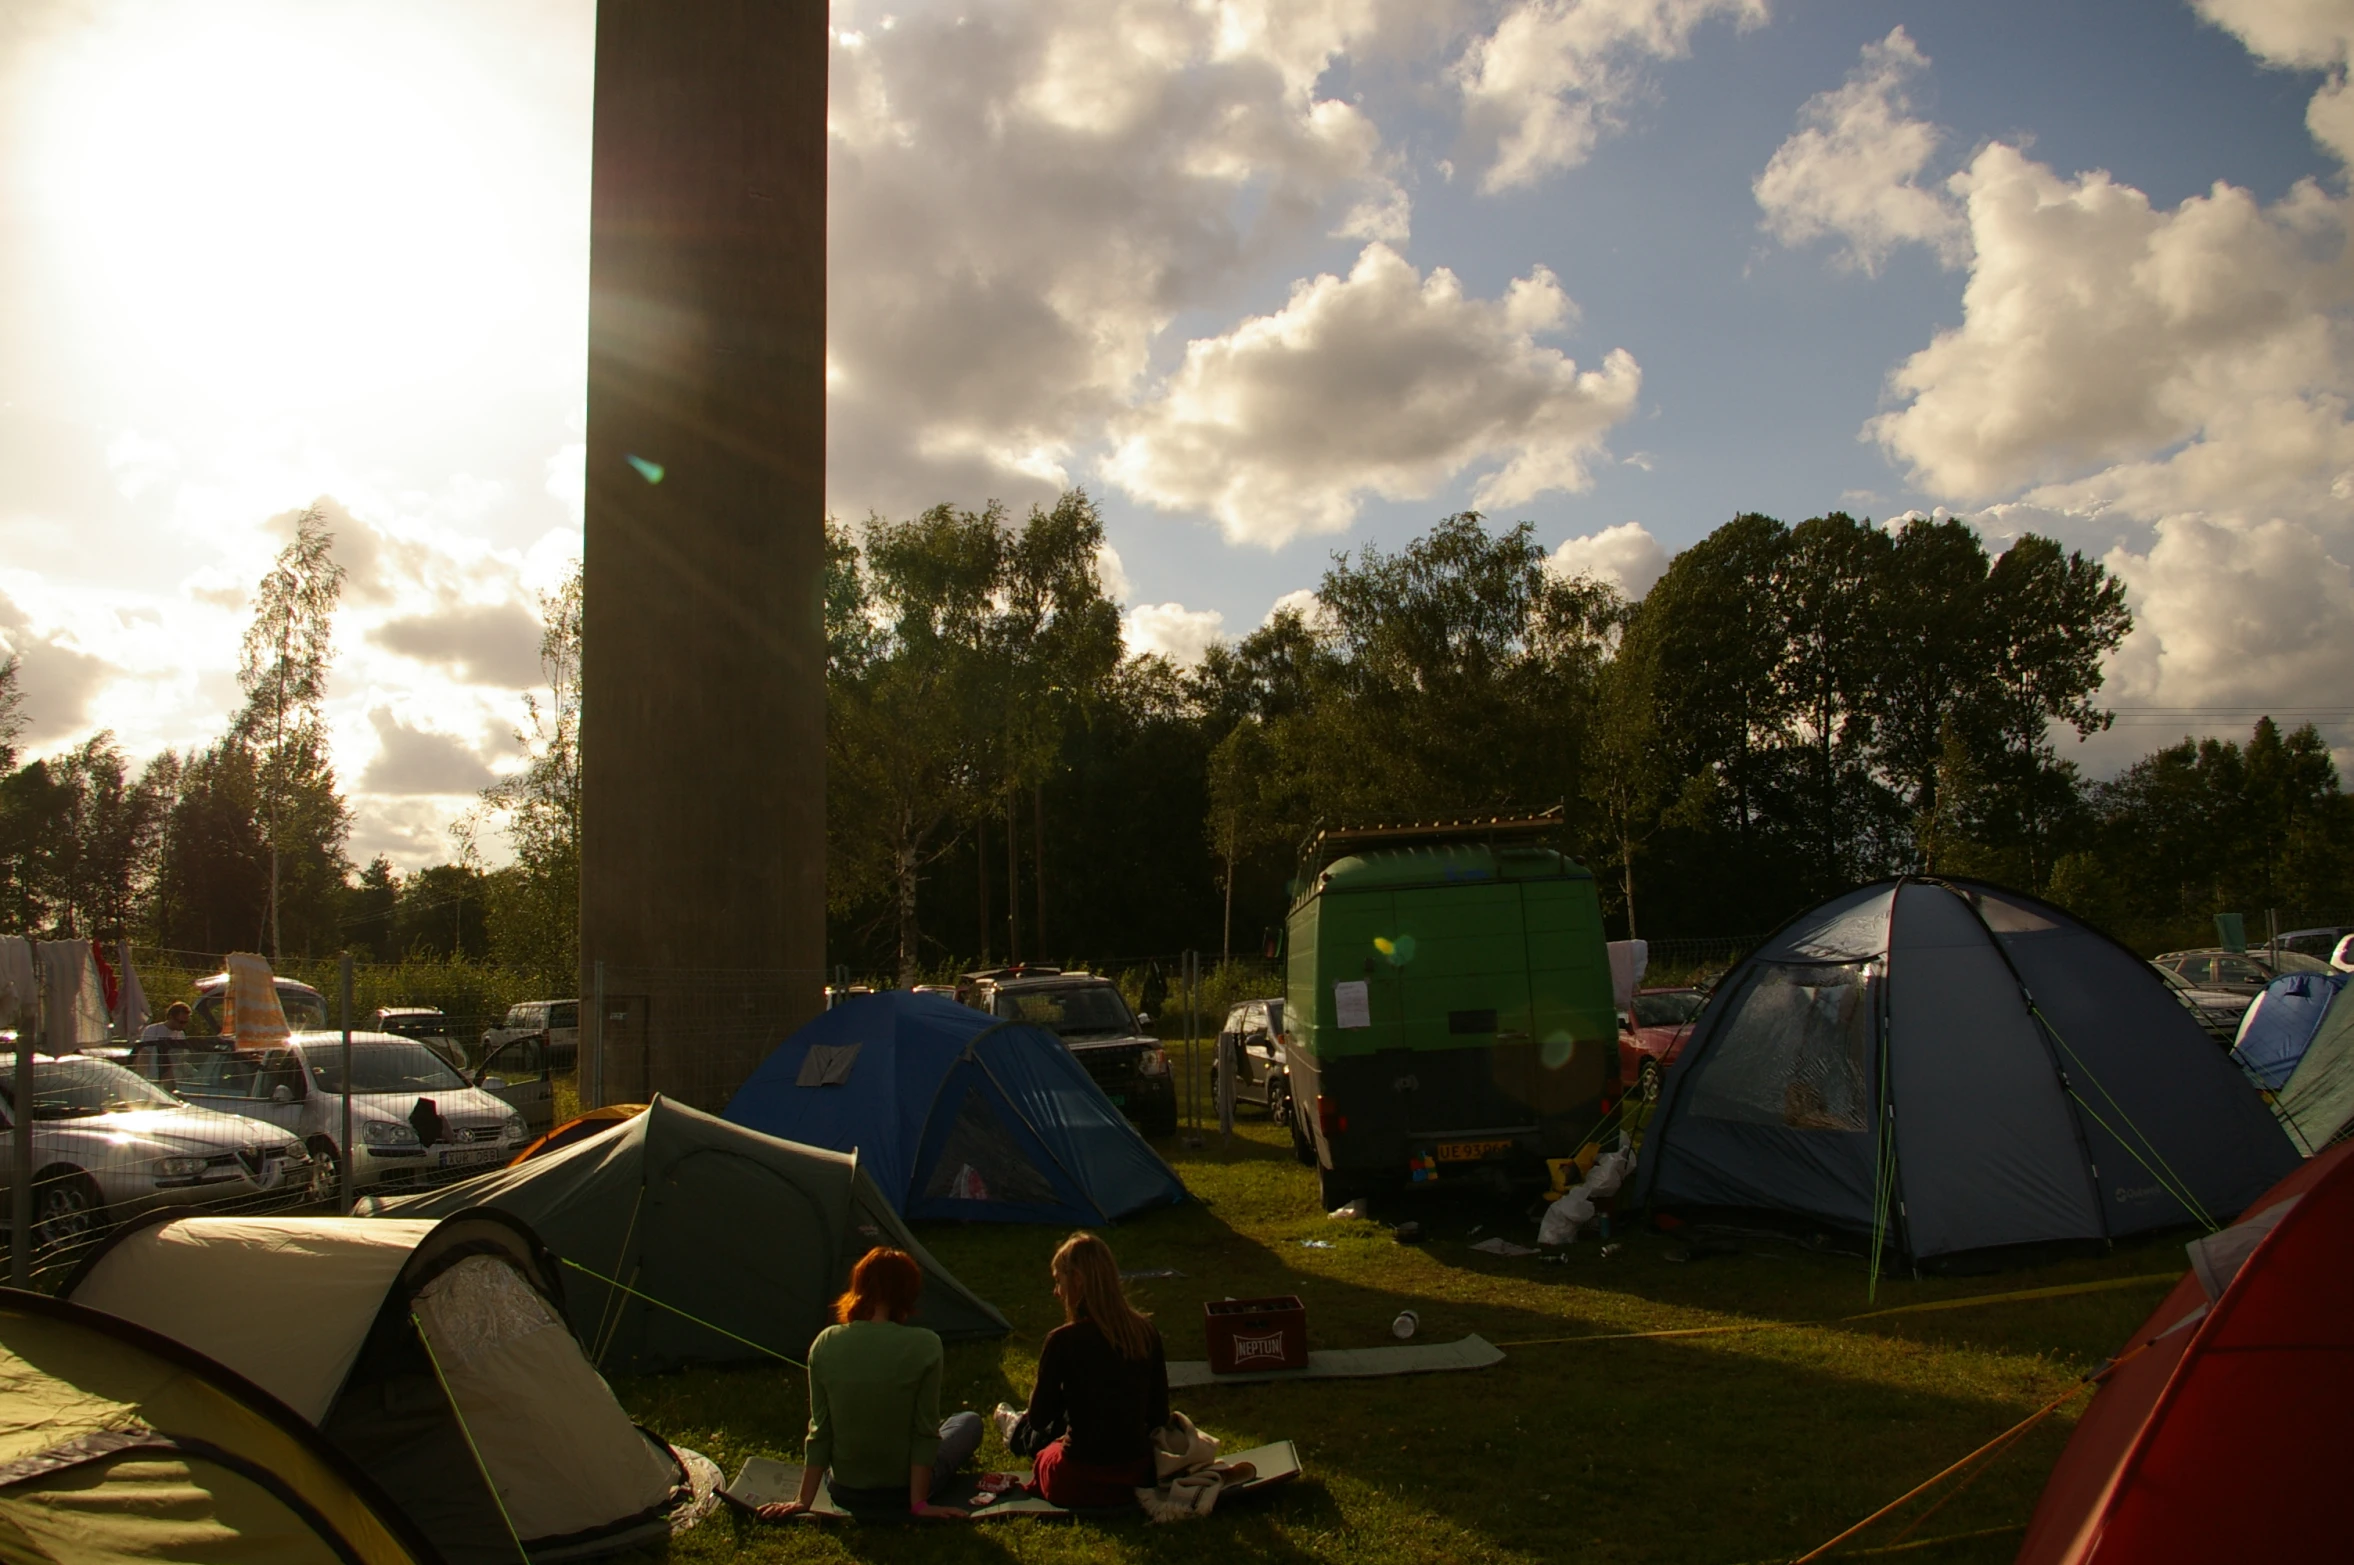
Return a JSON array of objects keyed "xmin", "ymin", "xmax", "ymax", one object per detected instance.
[{"xmin": 835, "ymin": 1246, "xmax": 923, "ymax": 1324}]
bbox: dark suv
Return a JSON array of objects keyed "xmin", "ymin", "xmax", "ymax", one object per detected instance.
[{"xmin": 957, "ymin": 968, "xmax": 1177, "ymax": 1136}]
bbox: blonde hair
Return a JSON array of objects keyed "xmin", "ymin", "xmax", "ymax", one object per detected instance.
[{"xmin": 1051, "ymin": 1232, "xmax": 1155, "ymax": 1361}]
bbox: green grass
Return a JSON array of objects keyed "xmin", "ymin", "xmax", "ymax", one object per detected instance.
[{"xmin": 610, "ymin": 1111, "xmax": 2183, "ymax": 1565}]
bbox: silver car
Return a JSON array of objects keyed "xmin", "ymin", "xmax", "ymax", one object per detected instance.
[
  {"xmin": 167, "ymin": 1032, "xmax": 528, "ymax": 1205},
  {"xmin": 0, "ymin": 1051, "xmax": 311, "ymax": 1254}
]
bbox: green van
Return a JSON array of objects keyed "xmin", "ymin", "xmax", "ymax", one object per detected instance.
[{"xmin": 1280, "ymin": 823, "xmax": 1619, "ymax": 1208}]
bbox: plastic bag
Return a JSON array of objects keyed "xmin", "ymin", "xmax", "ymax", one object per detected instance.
[
  {"xmin": 1538, "ymin": 1188, "xmax": 1596, "ymax": 1246},
  {"xmin": 1584, "ymin": 1149, "xmax": 1632, "ymax": 1201},
  {"xmin": 1327, "ymin": 1197, "xmax": 1372, "ymax": 1220}
]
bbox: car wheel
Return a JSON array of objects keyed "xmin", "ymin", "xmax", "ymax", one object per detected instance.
[
  {"xmin": 307, "ymin": 1140, "xmax": 344, "ymax": 1210},
  {"xmin": 32, "ymin": 1169, "xmax": 102, "ymax": 1253},
  {"xmin": 1268, "ymin": 1077, "xmax": 1293, "ymax": 1131},
  {"xmin": 1288, "ymin": 1096, "xmax": 1317, "ymax": 1167},
  {"xmin": 1637, "ymin": 1055, "xmax": 1663, "ymax": 1103}
]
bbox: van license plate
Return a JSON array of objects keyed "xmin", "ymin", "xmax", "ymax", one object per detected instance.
[{"xmin": 1435, "ymin": 1139, "xmax": 1512, "ymax": 1163}]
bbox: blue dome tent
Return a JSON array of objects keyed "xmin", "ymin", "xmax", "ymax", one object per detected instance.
[
  {"xmin": 724, "ymin": 992, "xmax": 1187, "ymax": 1224},
  {"xmin": 1632, "ymin": 878, "xmax": 2297, "ymax": 1269},
  {"xmin": 2232, "ymin": 971, "xmax": 2348, "ymax": 1091}
]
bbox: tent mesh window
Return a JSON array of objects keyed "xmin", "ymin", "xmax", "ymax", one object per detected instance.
[
  {"xmin": 921, "ymin": 1087, "xmax": 1064, "ymax": 1209},
  {"xmin": 1688, "ymin": 961, "xmax": 1874, "ymax": 1132}
]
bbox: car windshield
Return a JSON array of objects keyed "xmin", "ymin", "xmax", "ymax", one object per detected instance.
[
  {"xmin": 305, "ymin": 1041, "xmax": 469, "ymax": 1094},
  {"xmin": 2270, "ymin": 951, "xmax": 2332, "ymax": 976},
  {"xmin": 994, "ymin": 986, "xmax": 1137, "ymax": 1038},
  {"xmin": 1, "ymin": 1056, "xmax": 180, "ymax": 1118},
  {"xmin": 1633, "ymin": 992, "xmax": 1706, "ymax": 1027}
]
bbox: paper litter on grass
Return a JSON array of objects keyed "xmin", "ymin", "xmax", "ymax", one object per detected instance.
[
  {"xmin": 1471, "ymin": 1237, "xmax": 1537, "ymax": 1257},
  {"xmin": 1167, "ymin": 1334, "xmax": 1503, "ymax": 1388}
]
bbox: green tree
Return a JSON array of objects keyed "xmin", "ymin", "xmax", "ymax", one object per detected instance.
[
  {"xmin": 234, "ymin": 506, "xmax": 349, "ymax": 958},
  {"xmin": 479, "ymin": 562, "xmax": 583, "ymax": 984}
]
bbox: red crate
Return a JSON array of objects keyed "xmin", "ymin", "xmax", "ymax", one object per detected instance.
[{"xmin": 1204, "ymin": 1295, "xmax": 1308, "ymax": 1374}]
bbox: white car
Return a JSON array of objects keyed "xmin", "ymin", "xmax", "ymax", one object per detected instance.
[
  {"xmin": 165, "ymin": 1032, "xmax": 529, "ymax": 1204},
  {"xmin": 0, "ymin": 1051, "xmax": 311, "ymax": 1254}
]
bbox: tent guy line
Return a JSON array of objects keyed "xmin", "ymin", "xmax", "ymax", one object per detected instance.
[
  {"xmin": 1493, "ymin": 1270, "xmax": 2180, "ymax": 1349},
  {"xmin": 558, "ymin": 1256, "xmax": 807, "ymax": 1370}
]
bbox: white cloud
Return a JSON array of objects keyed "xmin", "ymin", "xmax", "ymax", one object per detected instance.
[
  {"xmin": 1548, "ymin": 520, "xmax": 1669, "ymax": 597},
  {"xmin": 1871, "ymin": 143, "xmax": 2351, "ymax": 504},
  {"xmin": 1456, "ymin": 0, "xmax": 1768, "ymax": 192},
  {"xmin": 1104, "ymin": 243, "xmax": 1642, "ymax": 547},
  {"xmin": 0, "ymin": 589, "xmax": 118, "ymax": 745},
  {"xmin": 1754, "ymin": 27, "xmax": 1965, "ymax": 274},
  {"xmin": 826, "ymin": 0, "xmax": 1409, "ymax": 518},
  {"xmin": 1122, "ymin": 601, "xmax": 1227, "ymax": 665},
  {"xmin": 371, "ymin": 600, "xmax": 544, "ymax": 689},
  {"xmin": 1265, "ymin": 587, "xmax": 1329, "ymax": 629},
  {"xmin": 1093, "ymin": 541, "xmax": 1133, "ymax": 605},
  {"xmin": 2098, "ymin": 513, "xmax": 2354, "ymax": 707},
  {"xmin": 1858, "ymin": 23, "xmax": 2354, "ymax": 761},
  {"xmin": 358, "ymin": 707, "xmax": 495, "ymax": 796},
  {"xmin": 2194, "ymin": 0, "xmax": 2354, "ymax": 163}
]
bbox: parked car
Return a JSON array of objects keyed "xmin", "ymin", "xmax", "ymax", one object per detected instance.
[
  {"xmin": 1213, "ymin": 999, "xmax": 1290, "ymax": 1128},
  {"xmin": 0, "ymin": 1050, "xmax": 311, "ymax": 1253},
  {"xmin": 958, "ymin": 968, "xmax": 1176, "ymax": 1136},
  {"xmin": 2153, "ymin": 948, "xmax": 2332, "ymax": 996},
  {"xmin": 2276, "ymin": 927, "xmax": 2351, "ymax": 962},
  {"xmin": 372, "ymin": 1010, "xmax": 553, "ymax": 1139},
  {"xmin": 163, "ymin": 1033, "xmax": 528, "ymax": 1204},
  {"xmin": 188, "ymin": 972, "xmax": 329, "ymax": 1035},
  {"xmin": 479, "ymin": 999, "xmax": 580, "ymax": 1069},
  {"xmin": 1618, "ymin": 986, "xmax": 1706, "ymax": 1095},
  {"xmin": 2149, "ymin": 963, "xmax": 2251, "ymax": 1044}
]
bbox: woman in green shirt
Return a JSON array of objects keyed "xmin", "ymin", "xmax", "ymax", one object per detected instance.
[{"xmin": 758, "ymin": 1248, "xmax": 981, "ymax": 1521}]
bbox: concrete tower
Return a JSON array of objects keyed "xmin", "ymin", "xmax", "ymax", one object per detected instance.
[{"xmin": 579, "ymin": 0, "xmax": 827, "ymax": 1107}]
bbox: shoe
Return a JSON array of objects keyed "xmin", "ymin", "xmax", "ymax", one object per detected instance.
[{"xmin": 990, "ymin": 1404, "xmax": 1022, "ymax": 1445}]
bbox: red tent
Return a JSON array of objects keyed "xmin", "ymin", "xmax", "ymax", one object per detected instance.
[{"xmin": 2017, "ymin": 1141, "xmax": 2354, "ymax": 1563}]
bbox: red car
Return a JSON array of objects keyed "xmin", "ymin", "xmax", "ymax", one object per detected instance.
[{"xmin": 1618, "ymin": 986, "xmax": 1706, "ymax": 1096}]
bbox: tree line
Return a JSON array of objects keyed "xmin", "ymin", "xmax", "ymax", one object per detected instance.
[{"xmin": 0, "ymin": 495, "xmax": 2346, "ymax": 983}]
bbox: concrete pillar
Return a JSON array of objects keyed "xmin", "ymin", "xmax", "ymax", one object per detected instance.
[{"xmin": 580, "ymin": 0, "xmax": 827, "ymax": 1108}]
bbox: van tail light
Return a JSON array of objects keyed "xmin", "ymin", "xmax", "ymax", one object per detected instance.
[{"xmin": 1316, "ymin": 1095, "xmax": 1348, "ymax": 1136}]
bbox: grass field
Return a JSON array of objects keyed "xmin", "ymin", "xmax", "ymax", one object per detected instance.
[{"xmin": 609, "ymin": 1106, "xmax": 2185, "ymax": 1565}]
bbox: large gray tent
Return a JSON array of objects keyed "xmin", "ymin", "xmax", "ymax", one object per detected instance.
[
  {"xmin": 371, "ymin": 1096, "xmax": 1008, "ymax": 1372},
  {"xmin": 1632, "ymin": 878, "xmax": 2298, "ymax": 1267}
]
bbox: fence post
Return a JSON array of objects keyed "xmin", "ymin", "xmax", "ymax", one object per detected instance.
[
  {"xmin": 339, "ymin": 953, "xmax": 354, "ymax": 1215},
  {"xmin": 588, "ymin": 960, "xmax": 606, "ymax": 1110},
  {"xmin": 12, "ymin": 959, "xmax": 39, "ymax": 1287},
  {"xmin": 1217, "ymin": 959, "xmax": 1235, "ymax": 1147}
]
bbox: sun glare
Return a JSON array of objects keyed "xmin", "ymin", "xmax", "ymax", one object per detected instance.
[{"xmin": 22, "ymin": 2, "xmax": 577, "ymax": 430}]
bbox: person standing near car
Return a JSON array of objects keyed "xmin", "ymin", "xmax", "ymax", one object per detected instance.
[{"xmin": 135, "ymin": 1002, "xmax": 191, "ymax": 1083}]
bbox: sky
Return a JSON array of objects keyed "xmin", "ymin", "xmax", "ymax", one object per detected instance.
[{"xmin": 5, "ymin": 0, "xmax": 2354, "ymax": 871}]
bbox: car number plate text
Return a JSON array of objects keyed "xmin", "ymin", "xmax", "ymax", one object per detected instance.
[
  {"xmin": 442, "ymin": 1145, "xmax": 503, "ymax": 1167},
  {"xmin": 1435, "ymin": 1139, "xmax": 1513, "ymax": 1163}
]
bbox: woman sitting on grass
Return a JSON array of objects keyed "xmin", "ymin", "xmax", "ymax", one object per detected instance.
[
  {"xmin": 758, "ymin": 1247, "xmax": 980, "ymax": 1521},
  {"xmin": 1010, "ymin": 1232, "xmax": 1171, "ymax": 1507}
]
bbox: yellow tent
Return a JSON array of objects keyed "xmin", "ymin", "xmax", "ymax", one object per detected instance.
[{"xmin": 0, "ymin": 1289, "xmax": 435, "ymax": 1564}]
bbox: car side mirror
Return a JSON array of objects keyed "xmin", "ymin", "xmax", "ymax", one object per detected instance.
[
  {"xmin": 1135, "ymin": 1013, "xmax": 1153, "ymax": 1027},
  {"xmin": 271, "ymin": 1084, "xmax": 292, "ymax": 1104},
  {"xmin": 481, "ymin": 1074, "xmax": 507, "ymax": 1089}
]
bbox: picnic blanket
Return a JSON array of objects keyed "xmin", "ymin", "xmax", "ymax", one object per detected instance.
[
  {"xmin": 725, "ymin": 1441, "xmax": 1303, "ymax": 1521},
  {"xmin": 1167, "ymin": 1333, "xmax": 1503, "ymax": 1387}
]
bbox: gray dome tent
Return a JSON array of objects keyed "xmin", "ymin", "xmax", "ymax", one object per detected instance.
[
  {"xmin": 1631, "ymin": 878, "xmax": 2299, "ymax": 1268},
  {"xmin": 370, "ymin": 1096, "xmax": 1009, "ymax": 1373}
]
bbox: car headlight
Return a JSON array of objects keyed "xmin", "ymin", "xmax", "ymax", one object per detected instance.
[
  {"xmin": 362, "ymin": 1120, "xmax": 420, "ymax": 1147},
  {"xmin": 502, "ymin": 1114, "xmax": 526, "ymax": 1142},
  {"xmin": 156, "ymin": 1155, "xmax": 206, "ymax": 1177},
  {"xmin": 1137, "ymin": 1046, "xmax": 1170, "ymax": 1077}
]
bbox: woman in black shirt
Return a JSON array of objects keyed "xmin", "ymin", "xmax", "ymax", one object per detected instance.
[{"xmin": 1019, "ymin": 1232, "xmax": 1169, "ymax": 1506}]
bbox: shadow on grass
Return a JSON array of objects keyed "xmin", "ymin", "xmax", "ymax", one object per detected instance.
[{"xmin": 604, "ymin": 1114, "xmax": 2132, "ymax": 1563}]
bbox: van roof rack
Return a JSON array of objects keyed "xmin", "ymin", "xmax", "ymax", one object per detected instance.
[{"xmin": 1301, "ymin": 807, "xmax": 1565, "ymax": 874}]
